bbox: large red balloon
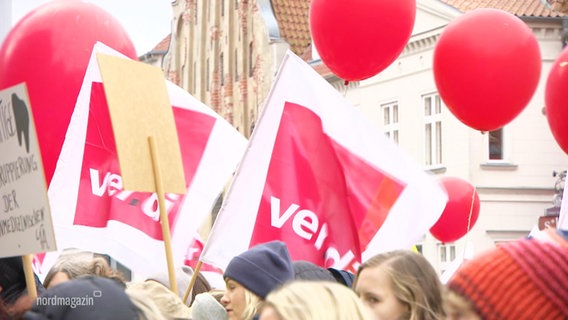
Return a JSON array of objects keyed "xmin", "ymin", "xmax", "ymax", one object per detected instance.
[
  {"xmin": 545, "ymin": 46, "xmax": 568, "ymax": 154},
  {"xmin": 0, "ymin": 0, "xmax": 137, "ymax": 185},
  {"xmin": 430, "ymin": 177, "xmax": 480, "ymax": 243},
  {"xmin": 310, "ymin": 0, "xmax": 416, "ymax": 81},
  {"xmin": 433, "ymin": 9, "xmax": 541, "ymax": 132}
]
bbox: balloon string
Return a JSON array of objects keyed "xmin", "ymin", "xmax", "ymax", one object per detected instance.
[
  {"xmin": 462, "ymin": 185, "xmax": 476, "ymax": 260},
  {"xmin": 343, "ymin": 80, "xmax": 349, "ymax": 97}
]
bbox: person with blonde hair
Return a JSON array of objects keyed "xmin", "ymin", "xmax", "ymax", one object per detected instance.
[
  {"xmin": 259, "ymin": 281, "xmax": 373, "ymax": 320},
  {"xmin": 221, "ymin": 241, "xmax": 294, "ymax": 320},
  {"xmin": 354, "ymin": 250, "xmax": 445, "ymax": 320}
]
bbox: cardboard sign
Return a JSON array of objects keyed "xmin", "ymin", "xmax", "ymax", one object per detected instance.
[
  {"xmin": 96, "ymin": 54, "xmax": 186, "ymax": 194},
  {"xmin": 0, "ymin": 83, "xmax": 57, "ymax": 257}
]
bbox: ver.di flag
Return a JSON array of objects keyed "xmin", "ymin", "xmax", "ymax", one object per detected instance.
[
  {"xmin": 201, "ymin": 51, "xmax": 447, "ymax": 272},
  {"xmin": 43, "ymin": 42, "xmax": 247, "ymax": 276}
]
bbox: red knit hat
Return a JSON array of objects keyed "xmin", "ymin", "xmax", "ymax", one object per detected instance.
[{"xmin": 448, "ymin": 238, "xmax": 568, "ymax": 320}]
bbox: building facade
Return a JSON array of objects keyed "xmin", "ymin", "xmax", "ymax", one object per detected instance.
[
  {"xmin": 336, "ymin": 0, "xmax": 568, "ymax": 273},
  {"xmin": 164, "ymin": 0, "xmax": 305, "ymax": 137},
  {"xmin": 161, "ymin": 0, "xmax": 568, "ymax": 273}
]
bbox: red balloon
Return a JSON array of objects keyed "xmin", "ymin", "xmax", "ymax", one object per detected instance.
[
  {"xmin": 433, "ymin": 9, "xmax": 541, "ymax": 132},
  {"xmin": 310, "ymin": 0, "xmax": 415, "ymax": 81},
  {"xmin": 430, "ymin": 177, "xmax": 480, "ymax": 243},
  {"xmin": 545, "ymin": 46, "xmax": 568, "ymax": 154},
  {"xmin": 0, "ymin": 0, "xmax": 137, "ymax": 186}
]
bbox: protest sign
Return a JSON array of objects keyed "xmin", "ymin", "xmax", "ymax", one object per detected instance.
[{"xmin": 0, "ymin": 83, "xmax": 56, "ymax": 257}]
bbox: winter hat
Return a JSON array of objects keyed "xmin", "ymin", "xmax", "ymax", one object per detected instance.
[
  {"xmin": 224, "ymin": 241, "xmax": 294, "ymax": 299},
  {"xmin": 126, "ymin": 280, "xmax": 191, "ymax": 320},
  {"xmin": 191, "ymin": 292, "xmax": 227, "ymax": 320},
  {"xmin": 23, "ymin": 276, "xmax": 138, "ymax": 320},
  {"xmin": 293, "ymin": 261, "xmax": 336, "ymax": 282},
  {"xmin": 448, "ymin": 238, "xmax": 568, "ymax": 320},
  {"xmin": 146, "ymin": 265, "xmax": 194, "ymax": 305}
]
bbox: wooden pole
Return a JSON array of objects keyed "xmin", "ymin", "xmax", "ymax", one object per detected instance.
[
  {"xmin": 22, "ymin": 254, "xmax": 37, "ymax": 299},
  {"xmin": 148, "ymin": 136, "xmax": 178, "ymax": 295},
  {"xmin": 183, "ymin": 260, "xmax": 203, "ymax": 305}
]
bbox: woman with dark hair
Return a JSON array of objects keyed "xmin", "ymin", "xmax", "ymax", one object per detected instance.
[{"xmin": 0, "ymin": 256, "xmax": 44, "ymax": 319}]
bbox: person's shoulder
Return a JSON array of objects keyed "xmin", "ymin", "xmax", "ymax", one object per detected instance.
[{"xmin": 327, "ymin": 268, "xmax": 355, "ymax": 287}]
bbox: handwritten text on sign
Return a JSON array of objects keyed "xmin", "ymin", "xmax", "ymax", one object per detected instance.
[{"xmin": 0, "ymin": 83, "xmax": 56, "ymax": 258}]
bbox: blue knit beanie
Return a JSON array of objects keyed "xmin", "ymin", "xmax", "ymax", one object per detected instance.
[{"xmin": 224, "ymin": 241, "xmax": 294, "ymax": 299}]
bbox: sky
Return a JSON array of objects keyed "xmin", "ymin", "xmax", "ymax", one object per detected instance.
[{"xmin": 9, "ymin": 0, "xmax": 173, "ymax": 56}]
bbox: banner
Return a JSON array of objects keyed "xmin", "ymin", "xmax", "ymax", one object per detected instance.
[
  {"xmin": 43, "ymin": 42, "xmax": 247, "ymax": 276},
  {"xmin": 201, "ymin": 51, "xmax": 447, "ymax": 272},
  {"xmin": 0, "ymin": 83, "xmax": 57, "ymax": 257}
]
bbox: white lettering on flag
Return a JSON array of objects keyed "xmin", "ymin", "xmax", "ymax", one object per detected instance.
[
  {"xmin": 42, "ymin": 42, "xmax": 247, "ymax": 277},
  {"xmin": 200, "ymin": 51, "xmax": 447, "ymax": 272}
]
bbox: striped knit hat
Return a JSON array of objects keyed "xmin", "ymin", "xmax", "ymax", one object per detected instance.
[{"xmin": 448, "ymin": 238, "xmax": 568, "ymax": 320}]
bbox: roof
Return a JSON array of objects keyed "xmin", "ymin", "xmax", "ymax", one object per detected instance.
[
  {"xmin": 146, "ymin": 2, "xmax": 313, "ymax": 57},
  {"xmin": 439, "ymin": 0, "xmax": 565, "ymax": 17},
  {"xmin": 305, "ymin": 0, "xmax": 566, "ymax": 79},
  {"xmin": 151, "ymin": 34, "xmax": 171, "ymax": 52},
  {"xmin": 148, "ymin": 0, "xmax": 565, "ymax": 75},
  {"xmin": 271, "ymin": 0, "xmax": 312, "ymax": 56}
]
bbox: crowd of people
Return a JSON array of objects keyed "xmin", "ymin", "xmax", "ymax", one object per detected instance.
[{"xmin": 1, "ymin": 227, "xmax": 567, "ymax": 320}]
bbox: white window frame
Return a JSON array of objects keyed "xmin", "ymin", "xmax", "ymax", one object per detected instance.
[
  {"xmin": 381, "ymin": 101, "xmax": 399, "ymax": 144},
  {"xmin": 423, "ymin": 93, "xmax": 443, "ymax": 167},
  {"xmin": 485, "ymin": 127, "xmax": 510, "ymax": 163},
  {"xmin": 437, "ymin": 243, "xmax": 456, "ymax": 275}
]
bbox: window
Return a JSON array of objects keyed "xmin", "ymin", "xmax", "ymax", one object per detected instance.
[
  {"xmin": 381, "ymin": 101, "xmax": 399, "ymax": 144},
  {"xmin": 481, "ymin": 127, "xmax": 516, "ymax": 169},
  {"xmin": 488, "ymin": 128, "xmax": 503, "ymax": 160},
  {"xmin": 220, "ymin": 52, "xmax": 224, "ymax": 86},
  {"xmin": 193, "ymin": 62, "xmax": 196, "ymax": 94},
  {"xmin": 424, "ymin": 93, "xmax": 442, "ymax": 167},
  {"xmin": 249, "ymin": 42, "xmax": 254, "ymax": 77},
  {"xmin": 437, "ymin": 243, "xmax": 456, "ymax": 275},
  {"xmin": 195, "ymin": 4, "xmax": 198, "ymax": 26},
  {"xmin": 206, "ymin": 58, "xmax": 210, "ymax": 91},
  {"xmin": 235, "ymin": 49, "xmax": 238, "ymax": 80}
]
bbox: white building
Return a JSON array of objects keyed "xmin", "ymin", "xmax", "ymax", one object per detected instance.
[
  {"xmin": 161, "ymin": 0, "xmax": 568, "ymax": 274},
  {"xmin": 329, "ymin": 0, "xmax": 568, "ymax": 272}
]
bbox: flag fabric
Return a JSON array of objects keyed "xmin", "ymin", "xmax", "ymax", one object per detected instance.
[
  {"xmin": 200, "ymin": 51, "xmax": 448, "ymax": 272},
  {"xmin": 42, "ymin": 42, "xmax": 247, "ymax": 277},
  {"xmin": 184, "ymin": 232, "xmax": 223, "ymax": 273}
]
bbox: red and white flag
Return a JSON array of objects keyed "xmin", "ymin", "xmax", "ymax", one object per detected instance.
[
  {"xmin": 42, "ymin": 42, "xmax": 247, "ymax": 276},
  {"xmin": 200, "ymin": 51, "xmax": 447, "ymax": 272},
  {"xmin": 184, "ymin": 233, "xmax": 222, "ymax": 273}
]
